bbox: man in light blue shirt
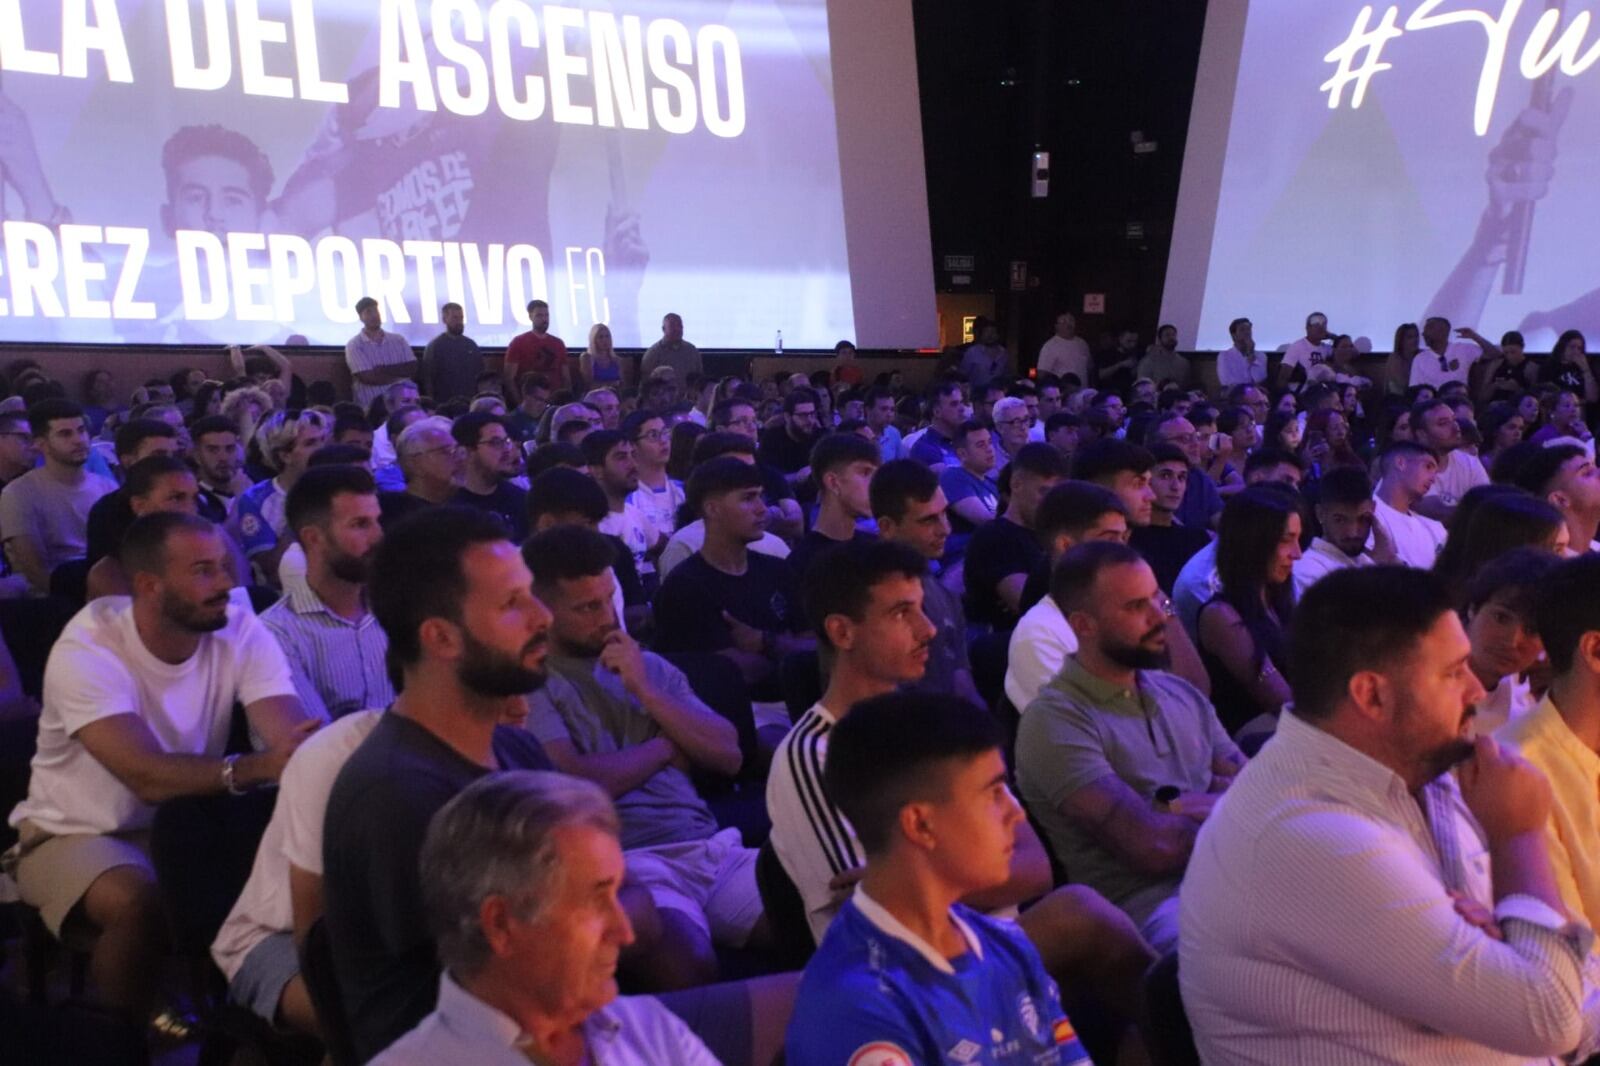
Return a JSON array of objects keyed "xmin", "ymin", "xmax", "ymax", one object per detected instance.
[{"xmin": 368, "ymin": 771, "xmax": 721, "ymax": 1066}]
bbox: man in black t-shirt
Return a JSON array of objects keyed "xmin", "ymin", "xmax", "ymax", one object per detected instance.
[
  {"xmin": 84, "ymin": 419, "xmax": 181, "ymax": 568},
  {"xmin": 788, "ymin": 433, "xmax": 879, "ymax": 581},
  {"xmin": 1129, "ymin": 443, "xmax": 1212, "ymax": 594},
  {"xmin": 964, "ymin": 444, "xmax": 1068, "ymax": 630},
  {"xmin": 757, "ymin": 387, "xmax": 822, "ymax": 488},
  {"xmin": 322, "ymin": 508, "xmax": 558, "ymax": 1063},
  {"xmin": 653, "ymin": 458, "xmax": 815, "ymax": 694},
  {"xmin": 450, "ymin": 412, "xmax": 528, "ymax": 542}
]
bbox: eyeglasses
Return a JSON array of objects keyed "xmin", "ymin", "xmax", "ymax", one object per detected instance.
[
  {"xmin": 996, "ymin": 417, "xmax": 1030, "ymax": 428},
  {"xmin": 1161, "ymin": 432, "xmax": 1198, "ymax": 446},
  {"xmin": 477, "ymin": 436, "xmax": 515, "ymax": 450},
  {"xmin": 633, "ymin": 429, "xmax": 665, "ymax": 442}
]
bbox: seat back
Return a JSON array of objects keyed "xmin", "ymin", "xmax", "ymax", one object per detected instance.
[
  {"xmin": 779, "ymin": 650, "xmax": 823, "ymax": 724},
  {"xmin": 754, "ymin": 838, "xmax": 815, "ymax": 970},
  {"xmin": 1142, "ymin": 951, "xmax": 1200, "ymax": 1066},
  {"xmin": 149, "ymin": 789, "xmax": 277, "ymax": 957},
  {"xmin": 0, "ymin": 596, "xmax": 79, "ymax": 699},
  {"xmin": 968, "ymin": 630, "xmax": 1011, "ymax": 710},
  {"xmin": 301, "ymin": 917, "xmax": 359, "ymax": 1066}
]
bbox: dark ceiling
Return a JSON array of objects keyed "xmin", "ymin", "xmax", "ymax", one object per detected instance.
[{"xmin": 913, "ymin": 0, "xmax": 1209, "ymax": 349}]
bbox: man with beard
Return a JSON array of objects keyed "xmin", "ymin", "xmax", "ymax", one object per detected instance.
[
  {"xmin": 5, "ymin": 512, "xmax": 316, "ymax": 1029},
  {"xmin": 321, "ymin": 507, "xmax": 559, "ymax": 1063},
  {"xmin": 420, "ymin": 302, "xmax": 482, "ymax": 403},
  {"xmin": 524, "ymin": 526, "xmax": 755, "ymax": 990},
  {"xmin": 0, "ymin": 399, "xmax": 118, "ymax": 595},
  {"xmin": 450, "ymin": 413, "xmax": 528, "ymax": 543},
  {"xmin": 189, "ymin": 415, "xmax": 251, "ymax": 524},
  {"xmin": 1181, "ymin": 566, "xmax": 1598, "ymax": 1063},
  {"xmin": 261, "ymin": 466, "xmax": 393, "ymax": 722},
  {"xmin": 1016, "ymin": 541, "xmax": 1240, "ymax": 956}
]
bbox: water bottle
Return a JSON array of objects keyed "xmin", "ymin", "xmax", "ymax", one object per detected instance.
[{"xmin": 775, "ymin": 330, "xmax": 783, "ymax": 356}]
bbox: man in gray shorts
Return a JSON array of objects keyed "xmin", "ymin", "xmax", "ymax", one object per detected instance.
[{"xmin": 3, "ymin": 512, "xmax": 315, "ymax": 1025}]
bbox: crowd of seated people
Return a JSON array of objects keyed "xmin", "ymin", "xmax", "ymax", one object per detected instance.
[{"xmin": 12, "ymin": 301, "xmax": 1600, "ymax": 1065}]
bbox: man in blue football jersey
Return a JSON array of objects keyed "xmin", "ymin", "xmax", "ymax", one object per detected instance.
[{"xmin": 786, "ymin": 692, "xmax": 1094, "ymax": 1066}]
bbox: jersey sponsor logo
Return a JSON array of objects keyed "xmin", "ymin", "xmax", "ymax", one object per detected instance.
[
  {"xmin": 945, "ymin": 1039, "xmax": 981, "ymax": 1064},
  {"xmin": 1018, "ymin": 992, "xmax": 1041, "ymax": 1040},
  {"xmin": 847, "ymin": 1042, "xmax": 913, "ymax": 1066}
]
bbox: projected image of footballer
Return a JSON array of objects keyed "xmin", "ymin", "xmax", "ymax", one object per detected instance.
[
  {"xmin": 272, "ymin": 59, "xmax": 649, "ymax": 346},
  {"xmin": 1427, "ymin": 87, "xmax": 1600, "ymax": 350}
]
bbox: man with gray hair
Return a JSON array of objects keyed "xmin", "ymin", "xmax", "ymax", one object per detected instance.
[
  {"xmin": 991, "ymin": 395, "xmax": 1032, "ymax": 468},
  {"xmin": 378, "ymin": 416, "xmax": 464, "ymax": 527},
  {"xmin": 369, "ymin": 771, "xmax": 722, "ymax": 1065}
]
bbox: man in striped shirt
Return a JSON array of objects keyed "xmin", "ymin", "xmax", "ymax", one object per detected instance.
[
  {"xmin": 1181, "ymin": 565, "xmax": 1600, "ymax": 1064},
  {"xmin": 767, "ymin": 540, "xmax": 1154, "ymax": 1049}
]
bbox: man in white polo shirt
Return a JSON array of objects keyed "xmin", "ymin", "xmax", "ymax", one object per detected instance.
[
  {"xmin": 1276, "ymin": 311, "xmax": 1332, "ymax": 388},
  {"xmin": 1412, "ymin": 397, "xmax": 1489, "ymax": 523},
  {"xmin": 1410, "ymin": 317, "xmax": 1497, "ymax": 392},
  {"xmin": 1038, "ymin": 312, "xmax": 1092, "ymax": 384},
  {"xmin": 1372, "ymin": 441, "xmax": 1447, "ymax": 570},
  {"xmin": 4, "ymin": 512, "xmax": 316, "ymax": 1025},
  {"xmin": 1292, "ymin": 467, "xmax": 1395, "ymax": 598}
]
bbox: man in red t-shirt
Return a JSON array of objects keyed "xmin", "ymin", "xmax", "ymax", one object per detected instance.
[{"xmin": 503, "ymin": 300, "xmax": 571, "ymax": 397}]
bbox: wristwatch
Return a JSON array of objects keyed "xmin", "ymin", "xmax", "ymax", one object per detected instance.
[{"xmin": 221, "ymin": 754, "xmax": 246, "ymax": 796}]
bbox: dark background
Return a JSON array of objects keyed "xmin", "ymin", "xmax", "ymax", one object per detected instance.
[{"xmin": 913, "ymin": 0, "xmax": 1210, "ymax": 354}]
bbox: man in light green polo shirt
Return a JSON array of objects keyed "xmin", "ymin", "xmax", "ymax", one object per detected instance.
[{"xmin": 1015, "ymin": 540, "xmax": 1242, "ymax": 954}]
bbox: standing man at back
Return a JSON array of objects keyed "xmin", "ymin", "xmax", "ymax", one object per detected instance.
[
  {"xmin": 345, "ymin": 297, "xmax": 418, "ymax": 412},
  {"xmin": 420, "ymin": 302, "xmax": 481, "ymax": 402},
  {"xmin": 641, "ymin": 313, "xmax": 703, "ymax": 380},
  {"xmin": 1038, "ymin": 312, "xmax": 1092, "ymax": 385},
  {"xmin": 503, "ymin": 299, "xmax": 570, "ymax": 397}
]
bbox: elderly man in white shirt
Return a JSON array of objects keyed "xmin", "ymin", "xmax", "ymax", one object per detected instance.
[
  {"xmin": 1181, "ymin": 564, "xmax": 1600, "ymax": 1065},
  {"xmin": 1037, "ymin": 312, "xmax": 1092, "ymax": 384},
  {"xmin": 369, "ymin": 771, "xmax": 722, "ymax": 1066}
]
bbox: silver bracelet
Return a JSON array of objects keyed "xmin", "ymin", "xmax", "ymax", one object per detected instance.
[{"xmin": 221, "ymin": 754, "xmax": 245, "ymax": 796}]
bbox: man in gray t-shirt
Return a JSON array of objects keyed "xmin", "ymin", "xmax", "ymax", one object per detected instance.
[
  {"xmin": 524, "ymin": 525, "xmax": 764, "ymax": 971},
  {"xmin": 1014, "ymin": 542, "xmax": 1241, "ymax": 955},
  {"xmin": 0, "ymin": 401, "xmax": 117, "ymax": 594}
]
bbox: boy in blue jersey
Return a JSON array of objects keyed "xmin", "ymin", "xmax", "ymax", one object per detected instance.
[{"xmin": 787, "ymin": 692, "xmax": 1094, "ymax": 1066}]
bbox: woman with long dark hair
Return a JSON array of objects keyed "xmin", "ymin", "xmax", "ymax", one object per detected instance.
[
  {"xmin": 1476, "ymin": 401, "xmax": 1527, "ymax": 471},
  {"xmin": 1435, "ymin": 488, "xmax": 1566, "ymax": 604},
  {"xmin": 1385, "ymin": 322, "xmax": 1420, "ymax": 397},
  {"xmin": 1542, "ymin": 329, "xmax": 1599, "ymax": 404},
  {"xmin": 1197, "ymin": 485, "xmax": 1303, "ymax": 743}
]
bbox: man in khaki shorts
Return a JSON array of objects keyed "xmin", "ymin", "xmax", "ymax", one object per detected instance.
[{"xmin": 4, "ymin": 512, "xmax": 315, "ymax": 1026}]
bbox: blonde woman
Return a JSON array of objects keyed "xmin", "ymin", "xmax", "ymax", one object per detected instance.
[{"xmin": 580, "ymin": 322, "xmax": 622, "ymax": 388}]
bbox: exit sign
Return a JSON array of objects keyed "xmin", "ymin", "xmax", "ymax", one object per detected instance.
[{"xmin": 944, "ymin": 254, "xmax": 976, "ymax": 272}]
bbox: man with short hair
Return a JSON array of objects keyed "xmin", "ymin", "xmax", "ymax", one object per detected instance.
[
  {"xmin": 1412, "ymin": 397, "xmax": 1489, "ymax": 522},
  {"xmin": 1512, "ymin": 442, "xmax": 1600, "ymax": 552},
  {"xmin": 451, "ymin": 412, "xmax": 528, "ymax": 542},
  {"xmin": 84, "ymin": 456, "xmax": 204, "ymax": 601},
  {"xmin": 865, "ymin": 387, "xmax": 902, "ymax": 462},
  {"xmin": 992, "ymin": 396, "xmax": 1032, "ymax": 467},
  {"xmin": 1045, "ymin": 411, "xmax": 1084, "ymax": 466},
  {"xmin": 640, "ymin": 313, "xmax": 702, "ymax": 380},
  {"xmin": 870, "ymin": 460, "xmax": 983, "ymax": 708},
  {"xmin": 321, "ymin": 508, "xmax": 559, "ymax": 1062},
  {"xmin": 1148, "ymin": 411, "xmax": 1224, "ymax": 530},
  {"xmin": 583, "ymin": 430, "xmax": 663, "ymax": 587},
  {"xmin": 6, "ymin": 513, "xmax": 315, "ymax": 1024},
  {"xmin": 1004, "ymin": 483, "xmax": 1130, "ymax": 713},
  {"xmin": 908, "ymin": 380, "xmax": 967, "ymax": 471},
  {"xmin": 1182, "ymin": 565, "xmax": 1596, "ymax": 1064},
  {"xmin": 1038, "ymin": 312, "xmax": 1092, "ymax": 384},
  {"xmin": 961, "ymin": 319, "xmax": 1011, "ymax": 389},
  {"xmin": 1138, "ymin": 324, "xmax": 1190, "ymax": 387},
  {"xmin": 624, "ymin": 410, "xmax": 683, "ymax": 538},
  {"xmin": 261, "ymin": 466, "xmax": 393, "ymax": 722},
  {"xmin": 381, "ymin": 416, "xmax": 464, "ymax": 527},
  {"xmin": 1133, "ymin": 442, "xmax": 1213, "ymax": 594},
  {"xmin": 710, "ymin": 400, "xmax": 803, "ymax": 537},
  {"xmin": 0, "ymin": 410, "xmax": 38, "ymax": 490},
  {"xmin": 1018, "ymin": 541, "xmax": 1242, "ymax": 954},
  {"xmin": 503, "ymin": 299, "xmax": 570, "ymax": 396},
  {"xmin": 1411, "ymin": 316, "xmax": 1495, "ymax": 391},
  {"xmin": 367, "ymin": 772, "xmax": 722, "ymax": 1066},
  {"xmin": 1500, "ymin": 554, "xmax": 1600, "ymax": 937},
  {"xmin": 757, "ymin": 388, "xmax": 822, "ymax": 488},
  {"xmin": 787, "ymin": 692, "xmax": 1095, "ymax": 1066},
  {"xmin": 1372, "ymin": 440, "xmax": 1447, "ymax": 569},
  {"xmin": 1277, "ymin": 311, "xmax": 1333, "ymax": 387},
  {"xmin": 420, "ymin": 301, "xmax": 481, "ymax": 402},
  {"xmin": 505, "ymin": 372, "xmax": 551, "ymax": 443},
  {"xmin": 345, "ymin": 297, "xmax": 419, "ymax": 411},
  {"xmin": 938, "ymin": 420, "xmax": 1000, "ymax": 556},
  {"xmin": 525, "ymin": 526, "xmax": 756, "ymax": 987},
  {"xmin": 0, "ymin": 400, "xmax": 117, "ymax": 594},
  {"xmin": 84, "ymin": 418, "xmax": 182, "ymax": 571},
  {"xmin": 189, "ymin": 415, "xmax": 248, "ymax": 523},
  {"xmin": 1074, "ymin": 438, "xmax": 1157, "ymax": 537},
  {"xmin": 1465, "ymin": 549, "xmax": 1557, "ymax": 734},
  {"xmin": 1217, "ymin": 317, "xmax": 1267, "ymax": 389},
  {"xmin": 789, "ymin": 433, "xmax": 879, "ymax": 579},
  {"xmin": 655, "ymin": 435, "xmax": 793, "ymax": 580},
  {"xmin": 652, "ymin": 458, "xmax": 813, "ymax": 692},
  {"xmin": 1292, "ymin": 466, "xmax": 1392, "ymax": 598},
  {"xmin": 964, "ymin": 444, "xmax": 1069, "ymax": 629}
]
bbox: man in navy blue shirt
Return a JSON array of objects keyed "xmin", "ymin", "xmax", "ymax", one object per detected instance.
[{"xmin": 787, "ymin": 692, "xmax": 1093, "ymax": 1066}]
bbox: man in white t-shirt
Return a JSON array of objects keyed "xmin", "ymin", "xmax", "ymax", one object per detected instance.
[
  {"xmin": 623, "ymin": 411, "xmax": 684, "ymax": 537},
  {"xmin": 584, "ymin": 430, "xmax": 662, "ymax": 585},
  {"xmin": 1409, "ymin": 317, "xmax": 1496, "ymax": 391},
  {"xmin": 1276, "ymin": 312, "xmax": 1332, "ymax": 388},
  {"xmin": 212, "ymin": 709, "xmax": 380, "ymax": 1033},
  {"xmin": 1037, "ymin": 312, "xmax": 1092, "ymax": 384},
  {"xmin": 1005, "ymin": 484, "xmax": 1130, "ymax": 712},
  {"xmin": 4, "ymin": 512, "xmax": 316, "ymax": 1023},
  {"xmin": 1372, "ymin": 441, "xmax": 1448, "ymax": 570},
  {"xmin": 1412, "ymin": 397, "xmax": 1489, "ymax": 522}
]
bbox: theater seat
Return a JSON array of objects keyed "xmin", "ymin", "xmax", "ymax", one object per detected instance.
[
  {"xmin": 754, "ymin": 839, "xmax": 814, "ymax": 971},
  {"xmin": 301, "ymin": 918, "xmax": 358, "ymax": 1066},
  {"xmin": 779, "ymin": 650, "xmax": 823, "ymax": 724},
  {"xmin": 0, "ymin": 596, "xmax": 79, "ymax": 699},
  {"xmin": 1142, "ymin": 952, "xmax": 1200, "ymax": 1066}
]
